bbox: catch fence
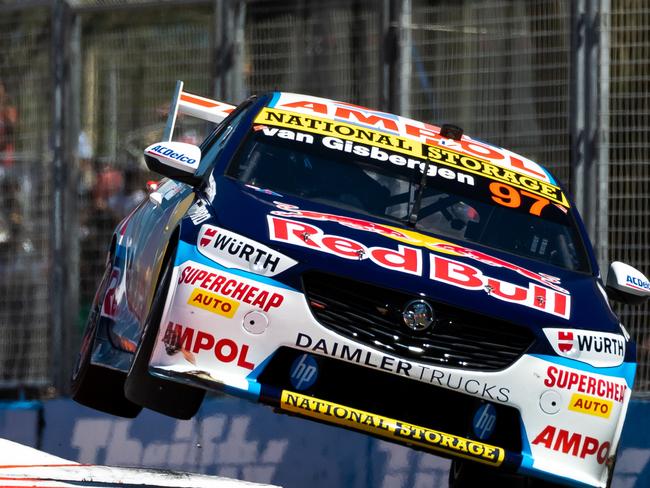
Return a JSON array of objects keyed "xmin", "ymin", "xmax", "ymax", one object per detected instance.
[{"xmin": 0, "ymin": 0, "xmax": 648, "ymax": 394}]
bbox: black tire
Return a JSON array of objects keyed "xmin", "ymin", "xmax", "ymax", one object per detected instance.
[
  {"xmin": 71, "ymin": 265, "xmax": 142, "ymax": 418},
  {"xmin": 124, "ymin": 251, "xmax": 205, "ymax": 419}
]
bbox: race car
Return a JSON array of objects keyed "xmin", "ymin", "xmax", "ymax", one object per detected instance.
[{"xmin": 72, "ymin": 81, "xmax": 649, "ymax": 488}]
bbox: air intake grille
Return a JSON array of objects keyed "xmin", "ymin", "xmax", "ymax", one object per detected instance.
[{"xmin": 302, "ymin": 272, "xmax": 535, "ymax": 371}]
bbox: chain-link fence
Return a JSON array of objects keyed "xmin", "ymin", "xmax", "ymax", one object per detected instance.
[
  {"xmin": 609, "ymin": 0, "xmax": 650, "ymax": 391},
  {"xmin": 1, "ymin": 0, "xmax": 650, "ymax": 395},
  {"xmin": 77, "ymin": 4, "xmax": 214, "ymax": 325},
  {"xmin": 408, "ymin": 1, "xmax": 571, "ymax": 184},
  {"xmin": 0, "ymin": 6, "xmax": 53, "ymax": 392},
  {"xmin": 245, "ymin": 1, "xmax": 381, "ymax": 108}
]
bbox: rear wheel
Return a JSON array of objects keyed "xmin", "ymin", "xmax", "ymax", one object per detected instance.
[
  {"xmin": 71, "ymin": 264, "xmax": 142, "ymax": 418},
  {"xmin": 124, "ymin": 250, "xmax": 205, "ymax": 419}
]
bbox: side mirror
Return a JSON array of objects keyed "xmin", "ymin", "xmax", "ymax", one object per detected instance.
[
  {"xmin": 144, "ymin": 141, "xmax": 201, "ymax": 185},
  {"xmin": 606, "ymin": 261, "xmax": 650, "ymax": 305}
]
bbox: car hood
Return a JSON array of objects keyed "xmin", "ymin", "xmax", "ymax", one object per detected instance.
[{"xmin": 209, "ymin": 178, "xmax": 619, "ymax": 334}]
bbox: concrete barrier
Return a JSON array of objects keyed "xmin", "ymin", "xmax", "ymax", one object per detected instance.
[{"xmin": 0, "ymin": 438, "xmax": 280, "ymax": 487}]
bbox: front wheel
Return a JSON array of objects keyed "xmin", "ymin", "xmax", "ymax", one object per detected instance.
[{"xmin": 124, "ymin": 251, "xmax": 205, "ymax": 419}]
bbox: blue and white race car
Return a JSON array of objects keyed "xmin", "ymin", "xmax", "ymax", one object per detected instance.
[{"xmin": 72, "ymin": 82, "xmax": 649, "ymax": 488}]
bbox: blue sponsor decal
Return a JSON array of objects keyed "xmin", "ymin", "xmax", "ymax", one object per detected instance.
[
  {"xmin": 150, "ymin": 145, "xmax": 197, "ymax": 165},
  {"xmin": 626, "ymin": 275, "xmax": 650, "ymax": 290},
  {"xmin": 472, "ymin": 403, "xmax": 497, "ymax": 440},
  {"xmin": 290, "ymin": 354, "xmax": 319, "ymax": 391}
]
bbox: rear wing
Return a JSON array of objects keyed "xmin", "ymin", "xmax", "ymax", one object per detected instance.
[{"xmin": 163, "ymin": 80, "xmax": 237, "ymax": 141}]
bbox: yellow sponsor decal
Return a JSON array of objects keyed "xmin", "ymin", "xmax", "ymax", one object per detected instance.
[
  {"xmin": 380, "ymin": 224, "xmax": 466, "ymax": 255},
  {"xmin": 280, "ymin": 390, "xmax": 505, "ymax": 466},
  {"xmin": 568, "ymin": 393, "xmax": 613, "ymax": 419},
  {"xmin": 256, "ymin": 107, "xmax": 417, "ymax": 154},
  {"xmin": 188, "ymin": 288, "xmax": 239, "ymax": 318},
  {"xmin": 423, "ymin": 145, "xmax": 569, "ymax": 207},
  {"xmin": 255, "ymin": 107, "xmax": 569, "ymax": 208}
]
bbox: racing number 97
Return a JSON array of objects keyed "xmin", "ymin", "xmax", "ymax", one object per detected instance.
[{"xmin": 489, "ymin": 182, "xmax": 550, "ymax": 216}]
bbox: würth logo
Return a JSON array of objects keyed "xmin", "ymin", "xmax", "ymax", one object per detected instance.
[
  {"xmin": 196, "ymin": 225, "xmax": 297, "ymax": 277},
  {"xmin": 557, "ymin": 331, "xmax": 574, "ymax": 352},
  {"xmin": 200, "ymin": 228, "xmax": 218, "ymax": 247},
  {"xmin": 544, "ymin": 328, "xmax": 626, "ymax": 367}
]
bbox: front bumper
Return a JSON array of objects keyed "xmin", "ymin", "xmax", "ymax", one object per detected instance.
[{"xmin": 147, "ymin": 242, "xmax": 635, "ymax": 487}]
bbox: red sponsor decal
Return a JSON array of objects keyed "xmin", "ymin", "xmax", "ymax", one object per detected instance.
[
  {"xmin": 268, "ymin": 216, "xmax": 422, "ymax": 275},
  {"xmin": 544, "ymin": 365, "xmax": 626, "ymax": 403},
  {"xmin": 423, "ymin": 242, "xmax": 566, "ymax": 294},
  {"xmin": 532, "ymin": 425, "xmax": 610, "ymax": 464},
  {"xmin": 558, "ymin": 331, "xmax": 574, "ymax": 353},
  {"xmin": 271, "ymin": 209, "xmax": 409, "ymax": 240},
  {"xmin": 276, "ymin": 97, "xmax": 550, "ymax": 182},
  {"xmin": 178, "ymin": 265, "xmax": 284, "ymax": 312},
  {"xmin": 200, "ymin": 227, "xmax": 218, "ymax": 247},
  {"xmin": 180, "ymin": 93, "xmax": 234, "ymax": 113},
  {"xmin": 272, "ymin": 205, "xmax": 567, "ymax": 294},
  {"xmin": 267, "ymin": 215, "xmax": 570, "ymax": 318},
  {"xmin": 430, "ymin": 255, "xmax": 570, "ymax": 319},
  {"xmin": 279, "ymin": 99, "xmax": 400, "ymax": 132},
  {"xmin": 162, "ymin": 321, "xmax": 254, "ymax": 370}
]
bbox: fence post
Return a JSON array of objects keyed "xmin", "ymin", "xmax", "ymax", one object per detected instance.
[
  {"xmin": 213, "ymin": 0, "xmax": 245, "ymax": 102},
  {"xmin": 570, "ymin": 0, "xmax": 586, "ymax": 215},
  {"xmin": 570, "ymin": 0, "xmax": 602, "ymax": 268},
  {"xmin": 398, "ymin": 0, "xmax": 412, "ymax": 118},
  {"xmin": 51, "ymin": 0, "xmax": 78, "ymax": 394},
  {"xmin": 597, "ymin": 0, "xmax": 610, "ymax": 273}
]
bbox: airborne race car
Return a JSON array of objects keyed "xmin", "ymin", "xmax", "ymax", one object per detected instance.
[{"xmin": 72, "ymin": 82, "xmax": 649, "ymax": 488}]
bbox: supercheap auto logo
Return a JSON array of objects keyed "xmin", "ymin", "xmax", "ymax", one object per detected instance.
[
  {"xmin": 254, "ymin": 107, "xmax": 569, "ymax": 207},
  {"xmin": 543, "ymin": 365, "xmax": 627, "ymax": 403},
  {"xmin": 280, "ymin": 390, "xmax": 505, "ymax": 466},
  {"xmin": 568, "ymin": 393, "xmax": 613, "ymax": 419},
  {"xmin": 178, "ymin": 264, "xmax": 285, "ymax": 312}
]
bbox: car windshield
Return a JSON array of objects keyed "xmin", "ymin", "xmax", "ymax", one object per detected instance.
[{"xmin": 227, "ymin": 121, "xmax": 589, "ymax": 272}]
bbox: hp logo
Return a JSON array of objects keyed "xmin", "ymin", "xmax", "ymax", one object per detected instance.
[
  {"xmin": 289, "ymin": 354, "xmax": 319, "ymax": 391},
  {"xmin": 472, "ymin": 403, "xmax": 497, "ymax": 440}
]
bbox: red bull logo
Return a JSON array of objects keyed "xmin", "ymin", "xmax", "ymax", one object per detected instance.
[
  {"xmin": 268, "ymin": 215, "xmax": 571, "ymax": 319},
  {"xmin": 271, "ymin": 204, "xmax": 567, "ymax": 294}
]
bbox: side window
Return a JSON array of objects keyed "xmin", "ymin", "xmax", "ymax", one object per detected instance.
[{"xmin": 195, "ymin": 108, "xmax": 250, "ymax": 179}]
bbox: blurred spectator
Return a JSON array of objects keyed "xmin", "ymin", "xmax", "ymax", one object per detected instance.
[
  {"xmin": 93, "ymin": 163, "xmax": 125, "ymax": 214},
  {"xmin": 79, "ymin": 160, "xmax": 147, "ymax": 312},
  {"xmin": 0, "ymin": 176, "xmax": 22, "ymax": 256},
  {"xmin": 78, "ymin": 130, "xmax": 96, "ymax": 199},
  {"xmin": 79, "ymin": 161, "xmax": 124, "ymax": 307},
  {"xmin": 0, "ymin": 79, "xmax": 17, "ymax": 167},
  {"xmin": 112, "ymin": 168, "xmax": 146, "ymax": 217}
]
